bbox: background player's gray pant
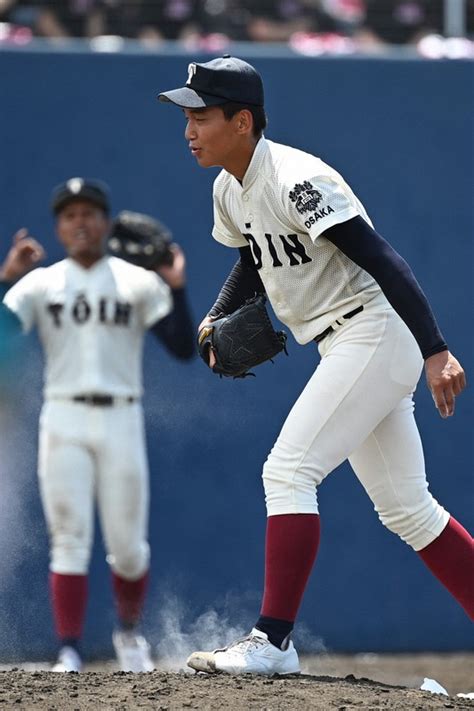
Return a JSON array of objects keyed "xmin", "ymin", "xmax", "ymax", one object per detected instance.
[
  {"xmin": 262, "ymin": 293, "xmax": 449, "ymax": 551},
  {"xmin": 38, "ymin": 400, "xmax": 150, "ymax": 578}
]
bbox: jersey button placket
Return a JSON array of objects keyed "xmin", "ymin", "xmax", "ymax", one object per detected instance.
[
  {"xmin": 242, "ymin": 193, "xmax": 253, "ymax": 223},
  {"xmin": 81, "ymin": 275, "xmax": 98, "ymax": 392}
]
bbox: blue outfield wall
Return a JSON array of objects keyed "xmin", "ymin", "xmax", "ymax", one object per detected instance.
[{"xmin": 0, "ymin": 48, "xmax": 473, "ymax": 660}]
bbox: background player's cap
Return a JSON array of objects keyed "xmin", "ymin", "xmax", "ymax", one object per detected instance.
[
  {"xmin": 158, "ymin": 55, "xmax": 264, "ymax": 108},
  {"xmin": 51, "ymin": 177, "xmax": 111, "ymax": 215}
]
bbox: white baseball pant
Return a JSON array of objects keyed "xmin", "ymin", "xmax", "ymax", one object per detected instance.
[
  {"xmin": 38, "ymin": 400, "xmax": 150, "ymax": 578},
  {"xmin": 262, "ymin": 292, "xmax": 449, "ymax": 551}
]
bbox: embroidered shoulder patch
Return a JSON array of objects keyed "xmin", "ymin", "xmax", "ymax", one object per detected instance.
[{"xmin": 289, "ymin": 181, "xmax": 322, "ymax": 214}]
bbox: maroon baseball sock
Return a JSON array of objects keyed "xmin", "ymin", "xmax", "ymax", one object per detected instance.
[
  {"xmin": 260, "ymin": 514, "xmax": 320, "ymax": 622},
  {"xmin": 50, "ymin": 572, "xmax": 88, "ymax": 641},
  {"xmin": 112, "ymin": 571, "xmax": 149, "ymax": 628},
  {"xmin": 417, "ymin": 516, "xmax": 474, "ymax": 620}
]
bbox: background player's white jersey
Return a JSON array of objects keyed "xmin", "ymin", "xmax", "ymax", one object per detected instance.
[
  {"xmin": 3, "ymin": 256, "xmax": 171, "ymax": 398},
  {"xmin": 213, "ymin": 137, "xmax": 382, "ymax": 343}
]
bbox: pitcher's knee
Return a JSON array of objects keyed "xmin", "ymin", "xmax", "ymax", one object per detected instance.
[
  {"xmin": 378, "ymin": 497, "xmax": 449, "ymax": 551},
  {"xmin": 262, "ymin": 453, "xmax": 319, "ymax": 516},
  {"xmin": 107, "ymin": 541, "xmax": 150, "ymax": 579},
  {"xmin": 50, "ymin": 536, "xmax": 90, "ymax": 574}
]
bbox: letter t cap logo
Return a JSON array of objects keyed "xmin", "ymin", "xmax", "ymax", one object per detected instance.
[{"xmin": 187, "ymin": 63, "xmax": 197, "ymax": 86}]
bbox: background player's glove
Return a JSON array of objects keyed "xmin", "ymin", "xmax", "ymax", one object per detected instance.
[
  {"xmin": 198, "ymin": 295, "xmax": 288, "ymax": 378},
  {"xmin": 108, "ymin": 210, "xmax": 174, "ymax": 270}
]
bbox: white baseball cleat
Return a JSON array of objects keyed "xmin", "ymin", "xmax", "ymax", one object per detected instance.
[
  {"xmin": 52, "ymin": 645, "xmax": 82, "ymax": 673},
  {"xmin": 186, "ymin": 627, "xmax": 300, "ymax": 675},
  {"xmin": 112, "ymin": 630, "xmax": 155, "ymax": 672}
]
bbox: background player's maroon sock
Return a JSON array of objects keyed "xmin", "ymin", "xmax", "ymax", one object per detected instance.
[
  {"xmin": 50, "ymin": 572, "xmax": 88, "ymax": 641},
  {"xmin": 260, "ymin": 513, "xmax": 320, "ymax": 622},
  {"xmin": 417, "ymin": 516, "xmax": 474, "ymax": 619},
  {"xmin": 112, "ymin": 571, "xmax": 149, "ymax": 628}
]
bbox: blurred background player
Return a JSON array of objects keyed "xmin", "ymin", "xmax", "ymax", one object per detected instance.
[
  {"xmin": 159, "ymin": 56, "xmax": 473, "ymax": 675},
  {"xmin": 0, "ymin": 178, "xmax": 195, "ymax": 672}
]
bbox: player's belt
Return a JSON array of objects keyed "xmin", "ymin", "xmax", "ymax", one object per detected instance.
[
  {"xmin": 313, "ymin": 305, "xmax": 364, "ymax": 344},
  {"xmin": 72, "ymin": 394, "xmax": 137, "ymax": 406}
]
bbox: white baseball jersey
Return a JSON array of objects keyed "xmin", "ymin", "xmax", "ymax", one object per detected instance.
[
  {"xmin": 3, "ymin": 255, "xmax": 172, "ymax": 398},
  {"xmin": 212, "ymin": 137, "xmax": 382, "ymax": 344}
]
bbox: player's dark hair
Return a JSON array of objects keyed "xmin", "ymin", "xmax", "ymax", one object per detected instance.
[{"xmin": 221, "ymin": 102, "xmax": 267, "ymax": 139}]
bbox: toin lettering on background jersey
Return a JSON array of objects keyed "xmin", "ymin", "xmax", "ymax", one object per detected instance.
[
  {"xmin": 47, "ymin": 294, "xmax": 132, "ymax": 328},
  {"xmin": 3, "ymin": 256, "xmax": 171, "ymax": 398}
]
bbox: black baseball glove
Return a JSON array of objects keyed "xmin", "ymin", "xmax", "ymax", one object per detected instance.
[
  {"xmin": 108, "ymin": 210, "xmax": 174, "ymax": 269},
  {"xmin": 198, "ymin": 295, "xmax": 288, "ymax": 378}
]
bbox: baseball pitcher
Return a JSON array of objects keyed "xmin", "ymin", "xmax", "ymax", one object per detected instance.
[{"xmin": 158, "ymin": 56, "xmax": 473, "ymax": 675}]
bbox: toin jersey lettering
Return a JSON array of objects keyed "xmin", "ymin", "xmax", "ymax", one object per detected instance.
[
  {"xmin": 46, "ymin": 295, "xmax": 132, "ymax": 328},
  {"xmin": 244, "ymin": 232, "xmax": 313, "ymax": 270}
]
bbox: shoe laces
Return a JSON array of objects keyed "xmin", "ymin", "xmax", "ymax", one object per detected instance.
[{"xmin": 225, "ymin": 633, "xmax": 268, "ymax": 654}]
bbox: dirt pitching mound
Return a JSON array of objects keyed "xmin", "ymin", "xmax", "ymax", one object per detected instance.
[{"xmin": 1, "ymin": 669, "xmax": 473, "ymax": 710}]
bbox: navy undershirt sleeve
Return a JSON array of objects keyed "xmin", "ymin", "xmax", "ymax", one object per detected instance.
[
  {"xmin": 208, "ymin": 246, "xmax": 266, "ymax": 318},
  {"xmin": 150, "ymin": 287, "xmax": 196, "ymax": 359},
  {"xmin": 323, "ymin": 216, "xmax": 447, "ymax": 359}
]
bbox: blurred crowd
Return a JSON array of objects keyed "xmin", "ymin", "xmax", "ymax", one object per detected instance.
[{"xmin": 0, "ymin": 0, "xmax": 473, "ymax": 55}]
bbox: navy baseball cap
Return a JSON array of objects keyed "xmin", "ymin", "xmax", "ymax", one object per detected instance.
[
  {"xmin": 158, "ymin": 55, "xmax": 264, "ymax": 108},
  {"xmin": 51, "ymin": 177, "xmax": 110, "ymax": 215}
]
